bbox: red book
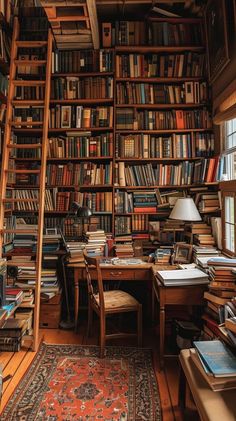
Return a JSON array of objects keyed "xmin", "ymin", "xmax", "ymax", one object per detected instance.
[
  {"xmin": 175, "ymin": 110, "xmax": 185, "ymax": 129},
  {"xmin": 134, "ymin": 207, "xmax": 156, "ymax": 213}
]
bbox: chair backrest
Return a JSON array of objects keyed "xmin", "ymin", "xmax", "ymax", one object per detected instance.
[{"xmin": 83, "ymin": 253, "xmax": 105, "ymax": 311}]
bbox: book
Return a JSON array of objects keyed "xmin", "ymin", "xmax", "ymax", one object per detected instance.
[
  {"xmin": 156, "ymin": 268, "xmax": 209, "ymax": 286},
  {"xmin": 194, "ymin": 340, "xmax": 236, "ymax": 377},
  {"xmin": 190, "ymin": 348, "xmax": 236, "ymax": 391}
]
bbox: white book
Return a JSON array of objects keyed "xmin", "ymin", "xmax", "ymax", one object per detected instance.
[{"xmin": 156, "ymin": 268, "xmax": 209, "ymax": 286}]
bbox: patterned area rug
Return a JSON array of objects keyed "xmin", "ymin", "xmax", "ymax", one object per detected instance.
[{"xmin": 1, "ymin": 343, "xmax": 162, "ymax": 421}]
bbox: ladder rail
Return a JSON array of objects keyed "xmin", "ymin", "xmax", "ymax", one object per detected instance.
[
  {"xmin": 33, "ymin": 28, "xmax": 53, "ymax": 351},
  {"xmin": 0, "ymin": 17, "xmax": 19, "ymax": 255}
]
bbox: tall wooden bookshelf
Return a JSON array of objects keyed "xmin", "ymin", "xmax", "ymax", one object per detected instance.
[
  {"xmin": 5, "ymin": 15, "xmax": 220, "ymax": 259},
  {"xmin": 20, "ymin": 15, "xmax": 220, "ymax": 244}
]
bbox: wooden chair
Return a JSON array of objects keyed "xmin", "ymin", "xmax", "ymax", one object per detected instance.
[{"xmin": 84, "ymin": 254, "xmax": 142, "ymax": 357}]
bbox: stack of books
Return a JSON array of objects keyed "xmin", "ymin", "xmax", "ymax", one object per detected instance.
[
  {"xmin": 5, "ymin": 287, "xmax": 23, "ymax": 306},
  {"xmin": 190, "ymin": 340, "xmax": 236, "ymax": 391},
  {"xmin": 0, "ymin": 319, "xmax": 28, "ymax": 352},
  {"xmin": 202, "ymin": 257, "xmax": 236, "ymax": 344},
  {"xmin": 225, "ymin": 314, "xmax": 236, "ymax": 346},
  {"xmin": 154, "ymin": 248, "xmax": 171, "ymax": 264},
  {"xmin": 193, "ymin": 245, "xmax": 221, "ymax": 270},
  {"xmin": 66, "ymin": 241, "xmax": 86, "ymax": 263},
  {"xmin": 15, "ymin": 309, "xmax": 33, "ymax": 335},
  {"xmin": 115, "ymin": 243, "xmax": 134, "ymax": 258},
  {"xmin": 85, "ymin": 230, "xmax": 107, "ymax": 256}
]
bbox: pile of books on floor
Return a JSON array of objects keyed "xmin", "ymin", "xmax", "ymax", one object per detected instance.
[
  {"xmin": 190, "ymin": 340, "xmax": 236, "ymax": 391},
  {"xmin": 155, "ymin": 268, "xmax": 209, "ymax": 286},
  {"xmin": 0, "ymin": 318, "xmax": 28, "ymax": 351}
]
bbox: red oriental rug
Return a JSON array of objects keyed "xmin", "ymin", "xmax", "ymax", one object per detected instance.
[{"xmin": 1, "ymin": 343, "xmax": 162, "ymax": 421}]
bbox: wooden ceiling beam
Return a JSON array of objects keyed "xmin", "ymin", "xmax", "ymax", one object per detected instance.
[{"xmin": 87, "ymin": 0, "xmax": 100, "ymax": 49}]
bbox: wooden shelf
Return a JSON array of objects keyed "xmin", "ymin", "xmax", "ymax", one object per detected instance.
[
  {"xmin": 13, "ymin": 127, "xmax": 113, "ymax": 134},
  {"xmin": 115, "ymin": 46, "xmax": 205, "ymax": 53},
  {"xmin": 115, "ymin": 183, "xmax": 219, "ymax": 190},
  {"xmin": 15, "ymin": 156, "xmax": 113, "ymax": 162},
  {"xmin": 116, "ymin": 77, "xmax": 205, "ymax": 82},
  {"xmin": 115, "ymin": 157, "xmax": 206, "ymax": 162},
  {"xmin": 116, "ymin": 128, "xmax": 213, "ymax": 134},
  {"xmin": 116, "ymin": 103, "xmax": 206, "ymax": 109},
  {"xmin": 51, "ymin": 72, "xmax": 114, "ymax": 77},
  {"xmin": 50, "ymin": 98, "xmax": 113, "ymax": 104}
]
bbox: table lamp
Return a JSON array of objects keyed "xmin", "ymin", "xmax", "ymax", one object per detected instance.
[
  {"xmin": 169, "ymin": 198, "xmax": 201, "ymax": 222},
  {"xmin": 169, "ymin": 197, "xmax": 201, "ymax": 244}
]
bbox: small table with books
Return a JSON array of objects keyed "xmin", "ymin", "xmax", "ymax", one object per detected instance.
[
  {"xmin": 179, "ymin": 345, "xmax": 236, "ymax": 421},
  {"xmin": 152, "ymin": 268, "xmax": 209, "ymax": 368}
]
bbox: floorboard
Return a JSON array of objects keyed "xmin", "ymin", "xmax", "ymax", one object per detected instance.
[{"xmin": 0, "ymin": 326, "xmax": 199, "ymax": 420}]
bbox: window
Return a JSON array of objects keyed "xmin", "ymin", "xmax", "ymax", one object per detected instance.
[
  {"xmin": 221, "ymin": 183, "xmax": 236, "ymax": 256},
  {"xmin": 221, "ymin": 117, "xmax": 236, "ymax": 180}
]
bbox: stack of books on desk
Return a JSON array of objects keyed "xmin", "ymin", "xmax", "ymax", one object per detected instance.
[
  {"xmin": 156, "ymin": 268, "xmax": 209, "ymax": 286},
  {"xmin": 190, "ymin": 340, "xmax": 236, "ymax": 391},
  {"xmin": 193, "ymin": 245, "xmax": 221, "ymax": 270},
  {"xmin": 66, "ymin": 241, "xmax": 85, "ymax": 263}
]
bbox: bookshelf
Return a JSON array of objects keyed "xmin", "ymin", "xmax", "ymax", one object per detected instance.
[
  {"xmin": 110, "ymin": 18, "xmax": 219, "ymax": 243},
  {"xmin": 8, "ymin": 15, "xmax": 220, "ymax": 258}
]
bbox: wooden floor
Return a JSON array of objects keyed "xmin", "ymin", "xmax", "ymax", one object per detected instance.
[{"xmin": 0, "ymin": 324, "xmax": 199, "ymax": 420}]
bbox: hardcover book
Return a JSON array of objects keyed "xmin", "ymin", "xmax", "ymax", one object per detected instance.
[{"xmin": 194, "ymin": 340, "xmax": 236, "ymax": 377}]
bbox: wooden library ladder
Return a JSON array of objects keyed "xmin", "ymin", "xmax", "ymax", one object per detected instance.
[{"xmin": 0, "ymin": 17, "xmax": 53, "ymax": 351}]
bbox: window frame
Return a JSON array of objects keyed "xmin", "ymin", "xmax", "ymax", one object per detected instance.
[{"xmin": 220, "ymin": 181, "xmax": 236, "ymax": 256}]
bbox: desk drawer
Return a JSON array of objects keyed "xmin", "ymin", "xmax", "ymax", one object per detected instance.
[{"xmin": 102, "ymin": 269, "xmax": 135, "ymax": 280}]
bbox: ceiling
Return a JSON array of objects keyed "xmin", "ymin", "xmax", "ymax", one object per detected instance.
[{"xmin": 38, "ymin": 0, "xmax": 206, "ymax": 50}]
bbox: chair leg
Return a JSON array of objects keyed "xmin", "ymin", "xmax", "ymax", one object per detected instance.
[
  {"xmin": 137, "ymin": 304, "xmax": 142, "ymax": 347},
  {"xmin": 100, "ymin": 315, "xmax": 106, "ymax": 358},
  {"xmin": 87, "ymin": 303, "xmax": 93, "ymax": 338}
]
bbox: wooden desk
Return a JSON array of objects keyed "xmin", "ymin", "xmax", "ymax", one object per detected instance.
[
  {"xmin": 179, "ymin": 349, "xmax": 236, "ymax": 421},
  {"xmin": 152, "ymin": 267, "xmax": 207, "ymax": 368},
  {"xmin": 68, "ymin": 262, "xmax": 153, "ymax": 331}
]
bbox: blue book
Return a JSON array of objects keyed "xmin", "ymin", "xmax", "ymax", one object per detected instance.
[{"xmin": 194, "ymin": 340, "xmax": 236, "ymax": 377}]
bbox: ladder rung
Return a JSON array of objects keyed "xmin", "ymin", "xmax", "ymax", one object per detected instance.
[
  {"xmin": 13, "ymin": 80, "xmax": 46, "ymax": 86},
  {"xmin": 12, "ymin": 100, "xmax": 44, "ymax": 106},
  {"xmin": 3, "ymin": 198, "xmax": 39, "ymax": 203},
  {"xmin": 16, "ymin": 41, "xmax": 48, "ymax": 47},
  {"xmin": 7, "ymin": 144, "xmax": 42, "ymax": 149},
  {"xmin": 6, "ymin": 169, "xmax": 40, "ymax": 174},
  {"xmin": 10, "ymin": 121, "xmax": 44, "ymax": 126},
  {"xmin": 1, "ymin": 229, "xmax": 38, "ymax": 234},
  {"xmin": 14, "ymin": 60, "xmax": 47, "ymax": 66}
]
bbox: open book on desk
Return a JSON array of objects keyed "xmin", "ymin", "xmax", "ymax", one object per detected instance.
[{"xmin": 156, "ymin": 268, "xmax": 209, "ymax": 286}]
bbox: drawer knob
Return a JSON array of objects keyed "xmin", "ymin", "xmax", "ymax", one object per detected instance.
[{"xmin": 110, "ymin": 271, "xmax": 122, "ymax": 276}]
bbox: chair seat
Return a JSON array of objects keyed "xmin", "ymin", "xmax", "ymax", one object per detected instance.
[{"xmin": 94, "ymin": 290, "xmax": 139, "ymax": 311}]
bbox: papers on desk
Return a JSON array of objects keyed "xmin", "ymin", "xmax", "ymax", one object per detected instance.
[
  {"xmin": 112, "ymin": 258, "xmax": 144, "ymax": 265},
  {"xmin": 156, "ymin": 268, "xmax": 209, "ymax": 286}
]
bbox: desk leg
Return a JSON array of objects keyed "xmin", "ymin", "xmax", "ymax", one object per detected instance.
[
  {"xmin": 160, "ymin": 305, "xmax": 165, "ymax": 369},
  {"xmin": 74, "ymin": 276, "xmax": 79, "ymax": 332},
  {"xmin": 178, "ymin": 365, "xmax": 186, "ymax": 409}
]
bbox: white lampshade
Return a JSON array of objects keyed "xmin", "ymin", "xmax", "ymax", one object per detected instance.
[{"xmin": 169, "ymin": 198, "xmax": 201, "ymax": 221}]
